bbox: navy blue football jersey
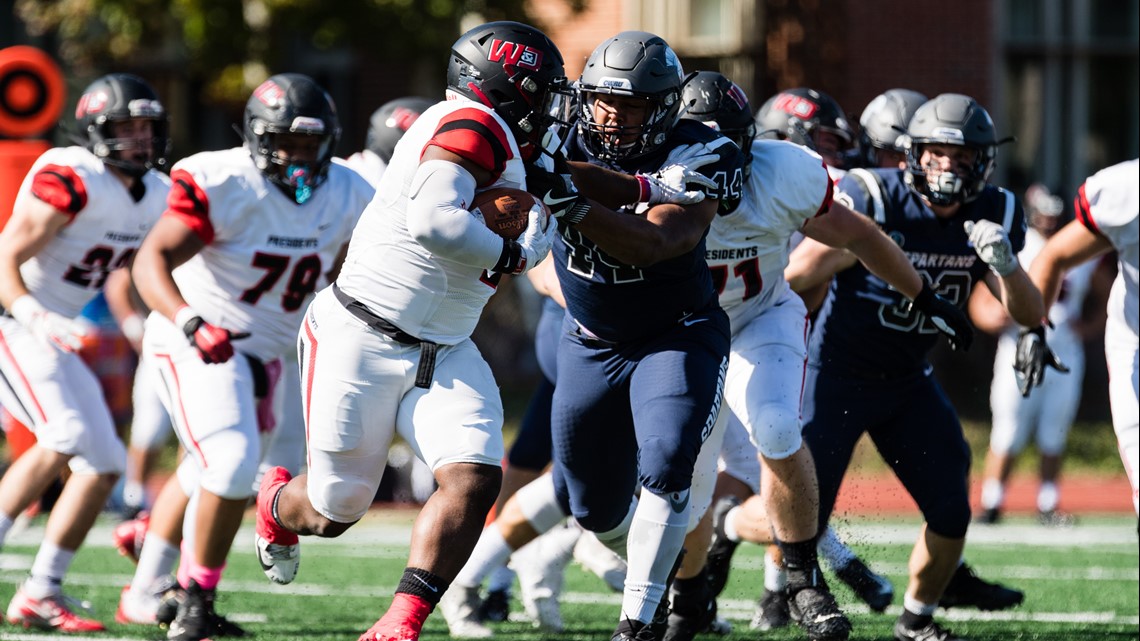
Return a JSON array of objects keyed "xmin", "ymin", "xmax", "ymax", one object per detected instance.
[
  {"xmin": 554, "ymin": 120, "xmax": 745, "ymax": 343},
  {"xmin": 809, "ymin": 168, "xmax": 1026, "ymax": 375}
]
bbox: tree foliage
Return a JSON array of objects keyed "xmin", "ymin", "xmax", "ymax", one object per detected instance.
[{"xmin": 15, "ymin": 0, "xmax": 541, "ymax": 101}]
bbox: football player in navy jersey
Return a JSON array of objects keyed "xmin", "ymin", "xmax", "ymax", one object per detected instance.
[{"xmin": 787, "ymin": 94, "xmax": 1043, "ymax": 641}]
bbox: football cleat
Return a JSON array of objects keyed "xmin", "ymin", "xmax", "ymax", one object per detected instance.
[
  {"xmin": 116, "ymin": 583, "xmax": 161, "ymax": 625},
  {"xmin": 1037, "ymin": 509, "xmax": 1076, "ymax": 527},
  {"xmin": 254, "ymin": 465, "xmax": 300, "ymax": 584},
  {"xmin": 112, "ymin": 513, "xmax": 150, "ymax": 565},
  {"xmin": 438, "ymin": 585, "xmax": 493, "ymax": 638},
  {"xmin": 705, "ymin": 496, "xmax": 741, "ymax": 597},
  {"xmin": 974, "ymin": 507, "xmax": 1001, "ymax": 525},
  {"xmin": 476, "ymin": 587, "xmax": 511, "ymax": 622},
  {"xmin": 514, "ymin": 523, "xmax": 578, "ymax": 632},
  {"xmin": 6, "ymin": 585, "xmax": 106, "ymax": 632},
  {"xmin": 939, "ymin": 562, "xmax": 1024, "ymax": 611},
  {"xmin": 166, "ymin": 580, "xmax": 215, "ymax": 641},
  {"xmin": 612, "ymin": 617, "xmax": 659, "ymax": 641},
  {"xmin": 787, "ymin": 584, "xmax": 851, "ymax": 641},
  {"xmin": 749, "ymin": 588, "xmax": 790, "ymax": 631},
  {"xmin": 893, "ymin": 618, "xmax": 965, "ymax": 641},
  {"xmin": 834, "ymin": 557, "xmax": 894, "ymax": 613}
]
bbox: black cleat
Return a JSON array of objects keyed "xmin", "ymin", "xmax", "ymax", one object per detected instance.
[
  {"xmin": 974, "ymin": 507, "xmax": 1001, "ymax": 524},
  {"xmin": 834, "ymin": 557, "xmax": 894, "ymax": 613},
  {"xmin": 893, "ymin": 618, "xmax": 965, "ymax": 641},
  {"xmin": 940, "ymin": 562, "xmax": 1024, "ymax": 611},
  {"xmin": 165, "ymin": 580, "xmax": 214, "ymax": 641},
  {"xmin": 788, "ymin": 584, "xmax": 852, "ymax": 641},
  {"xmin": 749, "ymin": 588, "xmax": 790, "ymax": 631},
  {"xmin": 705, "ymin": 496, "xmax": 741, "ymax": 597},
  {"xmin": 211, "ymin": 611, "xmax": 247, "ymax": 637},
  {"xmin": 663, "ymin": 578, "xmax": 725, "ymax": 641},
  {"xmin": 612, "ymin": 618, "xmax": 659, "ymax": 641},
  {"xmin": 477, "ymin": 587, "xmax": 511, "ymax": 622}
]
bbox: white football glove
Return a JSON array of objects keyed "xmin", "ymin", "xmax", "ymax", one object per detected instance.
[
  {"xmin": 515, "ymin": 205, "xmax": 558, "ymax": 274},
  {"xmin": 964, "ymin": 219, "xmax": 1018, "ymax": 276},
  {"xmin": 9, "ymin": 294, "xmax": 89, "ymax": 353},
  {"xmin": 637, "ymin": 153, "xmax": 719, "ymax": 205}
]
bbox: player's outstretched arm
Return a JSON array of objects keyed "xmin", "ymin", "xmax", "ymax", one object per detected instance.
[
  {"xmin": 1028, "ymin": 218, "xmax": 1114, "ymax": 310},
  {"xmin": 801, "ymin": 201, "xmax": 923, "ymax": 298}
]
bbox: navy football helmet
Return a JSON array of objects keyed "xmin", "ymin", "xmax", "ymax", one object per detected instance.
[
  {"xmin": 857, "ymin": 88, "xmax": 927, "ymax": 168},
  {"xmin": 903, "ymin": 93, "xmax": 1003, "ymax": 205},
  {"xmin": 74, "ymin": 73, "xmax": 170, "ymax": 177},
  {"xmin": 447, "ymin": 21, "xmax": 572, "ymax": 151},
  {"xmin": 366, "ymin": 97, "xmax": 434, "ymax": 164},
  {"xmin": 577, "ymin": 31, "xmax": 686, "ymax": 163},
  {"xmin": 681, "ymin": 71, "xmax": 756, "ymax": 154},
  {"xmin": 242, "ymin": 73, "xmax": 340, "ymax": 204}
]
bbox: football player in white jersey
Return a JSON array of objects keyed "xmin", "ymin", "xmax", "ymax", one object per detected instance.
[
  {"xmin": 1018, "ymin": 158, "xmax": 1139, "ymax": 517},
  {"xmin": 129, "ymin": 73, "xmax": 373, "ymax": 641},
  {"xmin": 0, "ymin": 73, "xmax": 171, "ymax": 632},
  {"xmin": 663, "ymin": 72, "xmax": 971, "ymax": 641},
  {"xmin": 251, "ymin": 22, "xmax": 569, "ymax": 641},
  {"xmin": 971, "ymin": 184, "xmax": 1100, "ymax": 525},
  {"xmin": 342, "ymin": 96, "xmax": 434, "ymax": 187}
]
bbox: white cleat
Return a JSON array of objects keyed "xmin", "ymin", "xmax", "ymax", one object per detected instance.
[
  {"xmin": 513, "ymin": 522, "xmax": 578, "ymax": 632},
  {"xmin": 439, "ymin": 584, "xmax": 493, "ymax": 639},
  {"xmin": 255, "ymin": 534, "xmax": 300, "ymax": 585},
  {"xmin": 572, "ymin": 527, "xmax": 627, "ymax": 592}
]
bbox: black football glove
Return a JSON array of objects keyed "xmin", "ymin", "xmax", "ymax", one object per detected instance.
[
  {"xmin": 910, "ymin": 283, "xmax": 975, "ymax": 352},
  {"xmin": 525, "ymin": 154, "xmax": 590, "ymax": 225},
  {"xmin": 1013, "ymin": 324, "xmax": 1069, "ymax": 397}
]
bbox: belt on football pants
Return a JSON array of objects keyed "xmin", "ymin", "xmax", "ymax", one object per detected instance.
[{"xmin": 331, "ymin": 283, "xmax": 437, "ymax": 389}]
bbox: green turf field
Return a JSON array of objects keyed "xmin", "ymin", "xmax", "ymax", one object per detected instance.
[{"xmin": 1, "ymin": 509, "xmax": 1136, "ymax": 640}]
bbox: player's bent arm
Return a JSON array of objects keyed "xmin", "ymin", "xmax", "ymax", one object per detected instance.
[
  {"xmin": 565, "ymin": 160, "xmax": 641, "ymax": 209},
  {"xmin": 573, "ymin": 198, "xmax": 718, "ymax": 267},
  {"xmin": 983, "ymin": 266, "xmax": 1045, "ymax": 327},
  {"xmin": 405, "ymin": 148, "xmax": 507, "ymax": 269},
  {"xmin": 103, "ymin": 267, "xmax": 147, "ymax": 350},
  {"xmin": 0, "ymin": 196, "xmax": 70, "ymax": 307},
  {"xmin": 785, "ymin": 237, "xmax": 858, "ymax": 295},
  {"xmin": 131, "ymin": 216, "xmax": 206, "ymax": 322},
  {"xmin": 801, "ymin": 201, "xmax": 923, "ymax": 299},
  {"xmin": 526, "ymin": 255, "xmax": 566, "ymax": 308},
  {"xmin": 966, "ymin": 284, "xmax": 1011, "ymax": 335},
  {"xmin": 1028, "ymin": 219, "xmax": 1114, "ymax": 310}
]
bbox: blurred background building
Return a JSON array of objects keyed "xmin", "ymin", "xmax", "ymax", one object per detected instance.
[{"xmin": 3, "ymin": 0, "xmax": 1138, "ymax": 423}]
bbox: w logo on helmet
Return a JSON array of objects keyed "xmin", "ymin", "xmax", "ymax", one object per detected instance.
[
  {"xmin": 488, "ymin": 39, "xmax": 542, "ymax": 71},
  {"xmin": 774, "ymin": 93, "xmax": 818, "ymax": 119}
]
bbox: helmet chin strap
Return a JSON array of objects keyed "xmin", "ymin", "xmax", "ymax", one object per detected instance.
[{"xmin": 285, "ymin": 164, "xmax": 314, "ymax": 204}]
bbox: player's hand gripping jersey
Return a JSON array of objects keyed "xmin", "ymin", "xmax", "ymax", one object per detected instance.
[
  {"xmin": 336, "ymin": 99, "xmax": 542, "ymax": 345},
  {"xmin": 13, "ymin": 147, "xmax": 170, "ymax": 318},
  {"xmin": 556, "ymin": 120, "xmax": 744, "ymax": 342},
  {"xmin": 163, "ymin": 147, "xmax": 374, "ymax": 361},
  {"xmin": 705, "ymin": 139, "xmax": 832, "ymax": 334},
  {"xmin": 812, "ymin": 167, "xmax": 1026, "ymax": 376}
]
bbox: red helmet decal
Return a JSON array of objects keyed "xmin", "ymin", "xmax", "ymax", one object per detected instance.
[
  {"xmin": 487, "ymin": 39, "xmax": 542, "ymax": 72},
  {"xmin": 388, "ymin": 107, "xmax": 421, "ymax": 132},
  {"xmin": 75, "ymin": 89, "xmax": 110, "ymax": 119},
  {"xmin": 253, "ymin": 80, "xmax": 285, "ymax": 108},
  {"xmin": 774, "ymin": 93, "xmax": 818, "ymax": 120},
  {"xmin": 725, "ymin": 83, "xmax": 748, "ymax": 111}
]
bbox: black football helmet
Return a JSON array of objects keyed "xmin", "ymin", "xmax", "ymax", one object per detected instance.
[
  {"xmin": 242, "ymin": 73, "xmax": 340, "ymax": 204},
  {"xmin": 754, "ymin": 87, "xmax": 853, "ymax": 164},
  {"xmin": 446, "ymin": 21, "xmax": 572, "ymax": 151},
  {"xmin": 903, "ymin": 93, "xmax": 1002, "ymax": 206},
  {"xmin": 857, "ymin": 88, "xmax": 927, "ymax": 168},
  {"xmin": 577, "ymin": 31, "xmax": 686, "ymax": 163},
  {"xmin": 74, "ymin": 73, "xmax": 170, "ymax": 177},
  {"xmin": 366, "ymin": 97, "xmax": 434, "ymax": 164},
  {"xmin": 680, "ymin": 70, "xmax": 755, "ymax": 177}
]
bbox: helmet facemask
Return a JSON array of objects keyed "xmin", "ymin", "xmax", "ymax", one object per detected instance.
[
  {"xmin": 248, "ymin": 122, "xmax": 336, "ymax": 204},
  {"xmin": 75, "ymin": 73, "xmax": 171, "ymax": 178},
  {"xmin": 904, "ymin": 141, "xmax": 995, "ymax": 206}
]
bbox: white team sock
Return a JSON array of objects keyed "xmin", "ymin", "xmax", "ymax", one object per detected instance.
[
  {"xmin": 905, "ymin": 593, "xmax": 938, "ymax": 616},
  {"xmin": 722, "ymin": 506, "xmax": 741, "ymax": 542},
  {"xmin": 487, "ymin": 563, "xmax": 515, "ymax": 593},
  {"xmin": 980, "ymin": 478, "xmax": 1004, "ymax": 510},
  {"xmin": 123, "ymin": 480, "xmax": 147, "ymax": 510},
  {"xmin": 763, "ymin": 549, "xmax": 786, "ymax": 592},
  {"xmin": 620, "ymin": 489, "xmax": 689, "ymax": 624},
  {"xmin": 131, "ymin": 533, "xmax": 180, "ymax": 594},
  {"xmin": 25, "ymin": 541, "xmax": 74, "ymax": 598},
  {"xmin": 594, "ymin": 496, "xmax": 637, "ymax": 560},
  {"xmin": 817, "ymin": 526, "xmax": 856, "ymax": 571},
  {"xmin": 0, "ymin": 512, "xmax": 15, "ymax": 545},
  {"xmin": 453, "ymin": 525, "xmax": 514, "ymax": 588},
  {"xmin": 1037, "ymin": 482, "xmax": 1060, "ymax": 513}
]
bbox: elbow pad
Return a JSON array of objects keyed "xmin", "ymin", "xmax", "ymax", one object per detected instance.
[{"xmin": 406, "ymin": 160, "xmax": 503, "ymax": 267}]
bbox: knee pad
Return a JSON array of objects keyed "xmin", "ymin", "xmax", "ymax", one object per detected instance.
[
  {"xmin": 310, "ymin": 474, "xmax": 375, "ymax": 524},
  {"xmin": 637, "ymin": 435, "xmax": 698, "ymax": 494},
  {"xmin": 752, "ymin": 403, "xmax": 802, "ymax": 460},
  {"xmin": 199, "ymin": 445, "xmax": 261, "ymax": 500},
  {"xmin": 515, "ymin": 474, "xmax": 567, "ymax": 533}
]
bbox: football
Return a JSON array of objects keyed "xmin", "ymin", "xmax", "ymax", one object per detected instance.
[{"xmin": 470, "ymin": 187, "xmax": 548, "ymax": 240}]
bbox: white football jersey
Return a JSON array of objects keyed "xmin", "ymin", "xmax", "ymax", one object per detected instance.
[
  {"xmin": 13, "ymin": 146, "xmax": 170, "ymax": 318},
  {"xmin": 338, "ymin": 151, "xmax": 387, "ymax": 188},
  {"xmin": 336, "ymin": 98, "xmax": 529, "ymax": 345},
  {"xmin": 167, "ymin": 147, "xmax": 374, "ymax": 361},
  {"xmin": 705, "ymin": 139, "xmax": 831, "ymax": 335},
  {"xmin": 1077, "ymin": 158, "xmax": 1138, "ymax": 336}
]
